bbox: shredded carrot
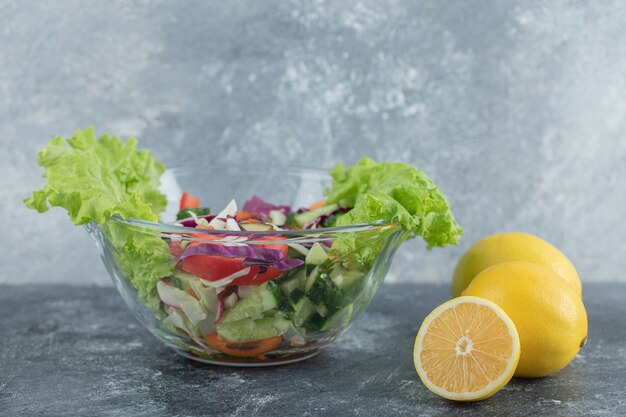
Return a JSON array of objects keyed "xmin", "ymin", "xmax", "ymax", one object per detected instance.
[
  {"xmin": 308, "ymin": 200, "xmax": 326, "ymax": 210},
  {"xmin": 236, "ymin": 211, "xmax": 260, "ymax": 221},
  {"xmin": 240, "ymin": 218, "xmax": 261, "ymax": 223},
  {"xmin": 205, "ymin": 334, "xmax": 282, "ymax": 357},
  {"xmin": 195, "ymin": 224, "xmax": 214, "ymax": 230}
]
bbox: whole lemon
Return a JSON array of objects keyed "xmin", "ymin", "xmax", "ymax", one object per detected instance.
[
  {"xmin": 462, "ymin": 261, "xmax": 588, "ymax": 378},
  {"xmin": 451, "ymin": 232, "xmax": 581, "ymax": 297}
]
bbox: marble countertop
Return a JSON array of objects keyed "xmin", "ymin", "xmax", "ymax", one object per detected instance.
[{"xmin": 1, "ymin": 283, "xmax": 624, "ymax": 416}]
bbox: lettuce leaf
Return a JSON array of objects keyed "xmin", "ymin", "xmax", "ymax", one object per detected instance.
[
  {"xmin": 24, "ymin": 127, "xmax": 174, "ymax": 307},
  {"xmin": 24, "ymin": 127, "xmax": 166, "ymax": 223},
  {"xmin": 326, "ymin": 157, "xmax": 462, "ymax": 267}
]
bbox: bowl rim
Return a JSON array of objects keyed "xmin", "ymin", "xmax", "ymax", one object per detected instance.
[
  {"xmin": 109, "ymin": 216, "xmax": 401, "ymax": 237},
  {"xmin": 109, "ymin": 165, "xmax": 402, "ymax": 236}
]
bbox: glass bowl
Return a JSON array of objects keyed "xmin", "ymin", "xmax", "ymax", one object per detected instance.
[{"xmin": 85, "ymin": 166, "xmax": 406, "ymax": 366}]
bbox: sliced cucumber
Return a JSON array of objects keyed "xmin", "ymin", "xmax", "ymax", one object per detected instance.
[
  {"xmin": 170, "ymin": 275, "xmax": 184, "ymax": 290},
  {"xmin": 329, "ymin": 265, "xmax": 365, "ymax": 290},
  {"xmin": 320, "ymin": 303, "xmax": 354, "ymax": 331},
  {"xmin": 240, "ymin": 221, "xmax": 275, "ymax": 231},
  {"xmin": 171, "ymin": 270, "xmax": 200, "ymax": 290},
  {"xmin": 289, "ymin": 288, "xmax": 305, "ymax": 304},
  {"xmin": 268, "ymin": 210, "xmax": 287, "ymax": 225},
  {"xmin": 314, "ymin": 303, "xmax": 328, "ymax": 318},
  {"xmin": 287, "ymin": 243, "xmax": 309, "ymax": 257},
  {"xmin": 305, "ymin": 265, "xmax": 319, "ymax": 292},
  {"xmin": 293, "ymin": 204, "xmax": 338, "ymax": 227},
  {"xmin": 305, "ymin": 243, "xmax": 329, "ymax": 265},
  {"xmin": 287, "ymin": 246, "xmax": 305, "ymax": 260},
  {"xmin": 278, "ymin": 267, "xmax": 306, "ymax": 296},
  {"xmin": 306, "ymin": 268, "xmax": 342, "ymax": 310},
  {"xmin": 267, "ymin": 280, "xmax": 294, "ymax": 313},
  {"xmin": 305, "ymin": 303, "xmax": 353, "ymax": 332},
  {"xmin": 216, "ymin": 317, "xmax": 291, "ymax": 342},
  {"xmin": 280, "ymin": 276, "xmax": 302, "ymax": 297},
  {"xmin": 220, "ymin": 283, "xmax": 280, "ymax": 323},
  {"xmin": 292, "ymin": 296, "xmax": 316, "ymax": 327}
]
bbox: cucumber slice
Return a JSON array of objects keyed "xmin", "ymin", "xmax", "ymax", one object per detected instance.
[
  {"xmin": 240, "ymin": 221, "xmax": 275, "ymax": 231},
  {"xmin": 293, "ymin": 204, "xmax": 338, "ymax": 227},
  {"xmin": 278, "ymin": 267, "xmax": 306, "ymax": 296},
  {"xmin": 292, "ymin": 296, "xmax": 316, "ymax": 327},
  {"xmin": 305, "ymin": 243, "xmax": 329, "ymax": 266},
  {"xmin": 171, "ymin": 270, "xmax": 200, "ymax": 290},
  {"xmin": 306, "ymin": 269, "xmax": 342, "ymax": 310},
  {"xmin": 329, "ymin": 265, "xmax": 365, "ymax": 290},
  {"xmin": 268, "ymin": 210, "xmax": 287, "ymax": 225},
  {"xmin": 305, "ymin": 265, "xmax": 319, "ymax": 292},
  {"xmin": 320, "ymin": 304, "xmax": 354, "ymax": 331},
  {"xmin": 267, "ymin": 280, "xmax": 294, "ymax": 313},
  {"xmin": 170, "ymin": 275, "xmax": 184, "ymax": 290},
  {"xmin": 289, "ymin": 288, "xmax": 305, "ymax": 303},
  {"xmin": 280, "ymin": 277, "xmax": 301, "ymax": 297},
  {"xmin": 216, "ymin": 317, "xmax": 291, "ymax": 342},
  {"xmin": 315, "ymin": 303, "xmax": 328, "ymax": 318},
  {"xmin": 287, "ymin": 246, "xmax": 306, "ymax": 259},
  {"xmin": 220, "ymin": 283, "xmax": 279, "ymax": 323},
  {"xmin": 305, "ymin": 303, "xmax": 353, "ymax": 332}
]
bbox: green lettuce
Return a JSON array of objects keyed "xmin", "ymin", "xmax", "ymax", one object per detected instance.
[
  {"xmin": 326, "ymin": 157, "xmax": 462, "ymax": 267},
  {"xmin": 24, "ymin": 127, "xmax": 174, "ymax": 307}
]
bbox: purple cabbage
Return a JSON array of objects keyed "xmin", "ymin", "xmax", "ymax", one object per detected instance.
[
  {"xmin": 242, "ymin": 195, "xmax": 291, "ymax": 218},
  {"xmin": 171, "ymin": 243, "xmax": 303, "ymax": 271},
  {"xmin": 178, "ymin": 215, "xmax": 215, "ymax": 228}
]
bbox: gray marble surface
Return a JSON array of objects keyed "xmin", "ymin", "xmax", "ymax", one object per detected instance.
[
  {"xmin": 2, "ymin": 1, "xmax": 626, "ymax": 286},
  {"xmin": 1, "ymin": 283, "xmax": 624, "ymax": 417}
]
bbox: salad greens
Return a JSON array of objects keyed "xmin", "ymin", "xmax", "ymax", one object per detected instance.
[
  {"xmin": 24, "ymin": 126, "xmax": 166, "ymax": 223},
  {"xmin": 326, "ymin": 157, "xmax": 462, "ymax": 246},
  {"xmin": 324, "ymin": 157, "xmax": 462, "ymax": 268},
  {"xmin": 24, "ymin": 127, "xmax": 174, "ymax": 307},
  {"xmin": 25, "ymin": 127, "xmax": 462, "ymax": 359},
  {"xmin": 176, "ymin": 207, "xmax": 211, "ymax": 220}
]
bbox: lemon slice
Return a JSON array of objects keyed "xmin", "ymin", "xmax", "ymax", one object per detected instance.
[{"xmin": 414, "ymin": 296, "xmax": 520, "ymax": 401}]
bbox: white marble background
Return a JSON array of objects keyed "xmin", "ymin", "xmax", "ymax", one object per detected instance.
[{"xmin": 1, "ymin": 0, "xmax": 625, "ymax": 285}]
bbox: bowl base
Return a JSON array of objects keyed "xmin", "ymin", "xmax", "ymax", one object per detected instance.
[{"xmin": 172, "ymin": 348, "xmax": 320, "ymax": 367}]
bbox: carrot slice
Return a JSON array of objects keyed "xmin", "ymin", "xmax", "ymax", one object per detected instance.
[
  {"xmin": 236, "ymin": 211, "xmax": 260, "ymax": 221},
  {"xmin": 189, "ymin": 224, "xmax": 215, "ymax": 243},
  {"xmin": 308, "ymin": 199, "xmax": 326, "ymax": 210},
  {"xmin": 205, "ymin": 334, "xmax": 282, "ymax": 357}
]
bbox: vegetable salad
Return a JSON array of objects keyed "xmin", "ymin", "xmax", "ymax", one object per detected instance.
[{"xmin": 25, "ymin": 127, "xmax": 462, "ymax": 359}]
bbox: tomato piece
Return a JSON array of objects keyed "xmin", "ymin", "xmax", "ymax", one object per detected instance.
[
  {"xmin": 205, "ymin": 333, "xmax": 282, "ymax": 357},
  {"xmin": 228, "ymin": 267, "xmax": 279, "ymax": 286},
  {"xmin": 182, "ymin": 255, "xmax": 259, "ymax": 282},
  {"xmin": 229, "ymin": 236, "xmax": 289, "ymax": 286},
  {"xmin": 179, "ymin": 234, "xmax": 291, "ymax": 286},
  {"xmin": 181, "ymin": 234, "xmax": 255, "ymax": 283},
  {"xmin": 179, "ymin": 192, "xmax": 201, "ymax": 210}
]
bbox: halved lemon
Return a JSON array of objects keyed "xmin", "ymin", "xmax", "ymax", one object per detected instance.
[{"xmin": 414, "ymin": 296, "xmax": 520, "ymax": 401}]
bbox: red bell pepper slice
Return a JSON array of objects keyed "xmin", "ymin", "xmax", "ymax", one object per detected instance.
[{"xmin": 179, "ymin": 192, "xmax": 201, "ymax": 211}]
